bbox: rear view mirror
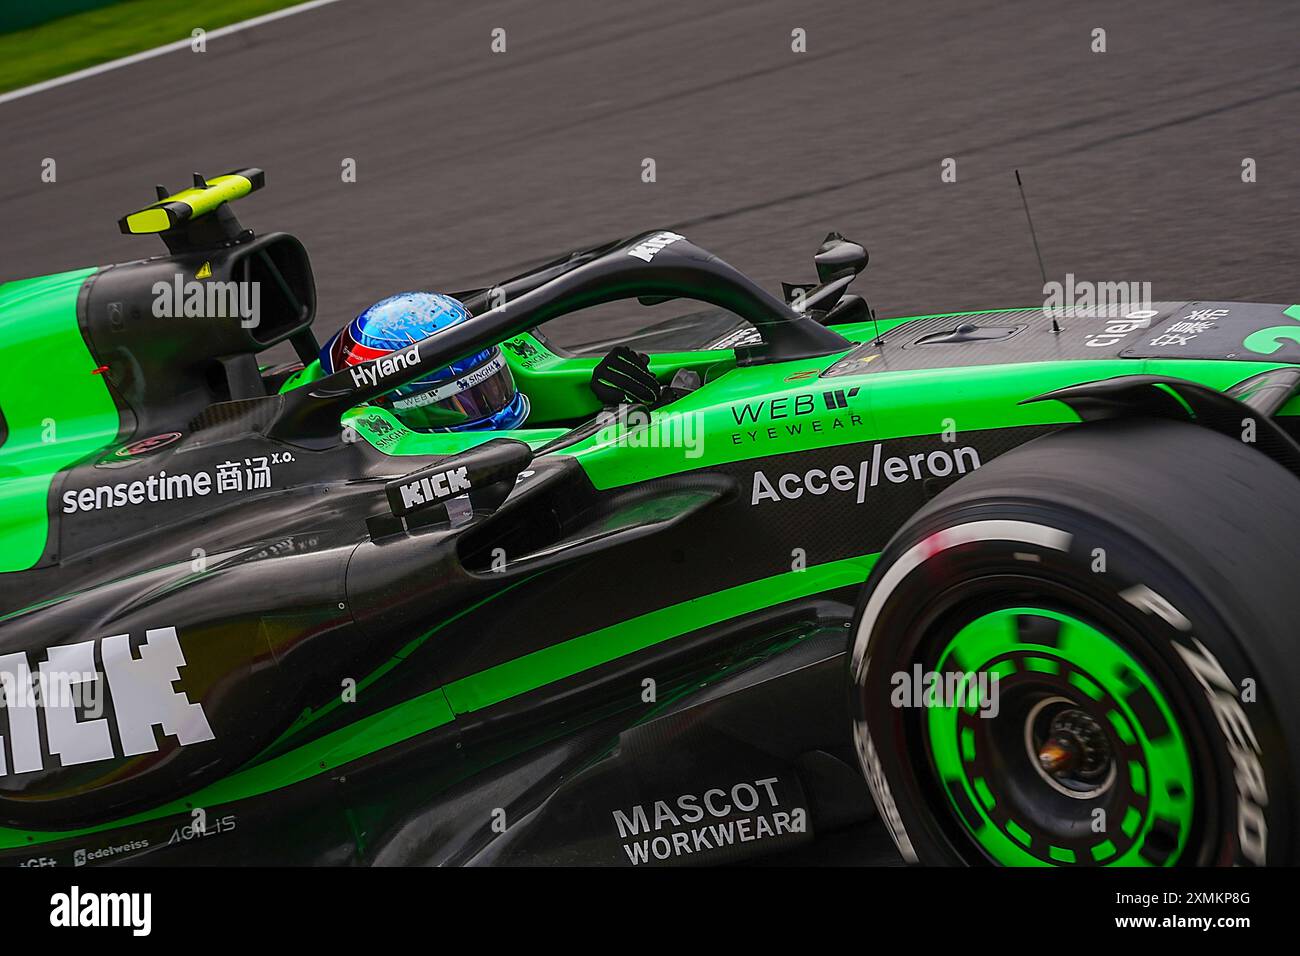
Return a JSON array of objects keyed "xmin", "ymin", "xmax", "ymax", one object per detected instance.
[{"xmin": 814, "ymin": 232, "xmax": 868, "ymax": 283}]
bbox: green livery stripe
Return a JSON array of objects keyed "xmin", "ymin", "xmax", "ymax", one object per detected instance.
[
  {"xmin": 0, "ymin": 553, "xmax": 877, "ymax": 850},
  {"xmin": 340, "ymin": 404, "xmax": 567, "ymax": 457},
  {"xmin": 443, "ymin": 552, "xmax": 879, "ymax": 712},
  {"xmin": 564, "ymin": 331, "xmax": 1289, "ymax": 491},
  {"xmin": 254, "ymin": 574, "xmax": 540, "ymax": 758},
  {"xmin": 0, "ymin": 268, "xmax": 119, "ymax": 573}
]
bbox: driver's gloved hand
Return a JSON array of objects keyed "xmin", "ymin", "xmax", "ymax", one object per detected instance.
[{"xmin": 590, "ymin": 346, "xmax": 660, "ymax": 406}]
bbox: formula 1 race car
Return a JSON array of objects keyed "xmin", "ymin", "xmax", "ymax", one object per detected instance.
[{"xmin": 1, "ymin": 168, "xmax": 1298, "ymax": 867}]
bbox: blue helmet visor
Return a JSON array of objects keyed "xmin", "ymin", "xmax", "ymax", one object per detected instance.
[{"xmin": 385, "ymin": 350, "xmax": 520, "ymax": 430}]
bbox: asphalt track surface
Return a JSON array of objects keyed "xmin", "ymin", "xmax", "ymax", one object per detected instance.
[
  {"xmin": 2, "ymin": 0, "xmax": 1298, "ymax": 865},
  {"xmin": 3, "ymin": 0, "xmax": 1299, "ymax": 349}
]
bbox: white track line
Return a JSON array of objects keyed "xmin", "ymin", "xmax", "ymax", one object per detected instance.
[{"xmin": 0, "ymin": 0, "xmax": 345, "ymax": 108}]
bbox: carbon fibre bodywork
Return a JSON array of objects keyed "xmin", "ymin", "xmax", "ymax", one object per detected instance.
[{"xmin": 2, "ymin": 209, "xmax": 1299, "ymax": 865}]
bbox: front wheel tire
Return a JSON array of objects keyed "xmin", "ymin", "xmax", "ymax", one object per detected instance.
[{"xmin": 851, "ymin": 419, "xmax": 1300, "ymax": 866}]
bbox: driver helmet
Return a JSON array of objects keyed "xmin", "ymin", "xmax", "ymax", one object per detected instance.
[{"xmin": 320, "ymin": 292, "xmax": 529, "ymax": 432}]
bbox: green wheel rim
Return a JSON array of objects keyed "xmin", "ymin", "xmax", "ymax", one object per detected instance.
[{"xmin": 925, "ymin": 607, "xmax": 1194, "ymax": 866}]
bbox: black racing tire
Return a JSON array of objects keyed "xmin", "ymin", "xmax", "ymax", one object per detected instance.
[{"xmin": 850, "ymin": 418, "xmax": 1300, "ymax": 866}]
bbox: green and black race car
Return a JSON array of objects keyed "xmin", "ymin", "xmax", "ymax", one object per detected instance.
[{"xmin": 1, "ymin": 168, "xmax": 1297, "ymax": 867}]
